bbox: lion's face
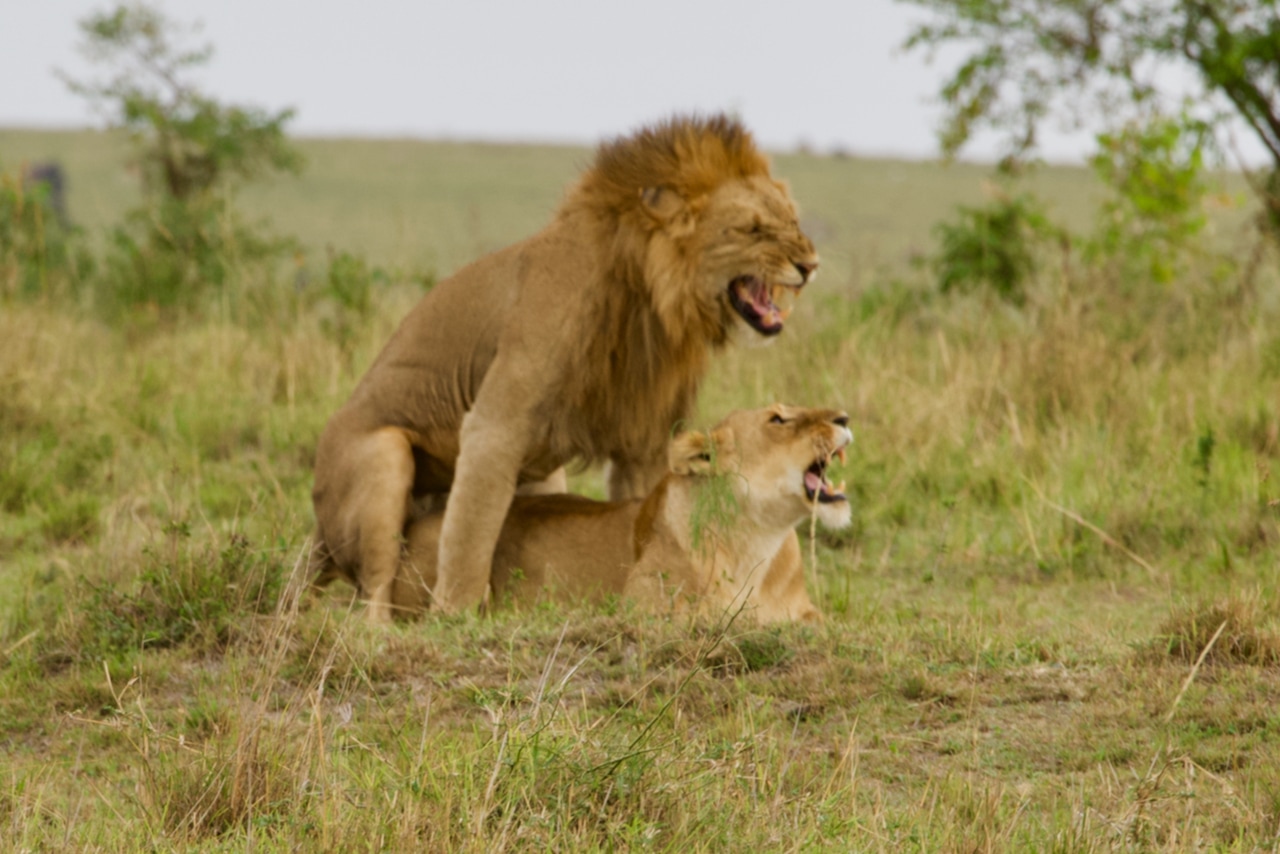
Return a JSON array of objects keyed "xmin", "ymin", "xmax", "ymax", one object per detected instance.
[
  {"xmin": 644, "ymin": 176, "xmax": 819, "ymax": 340},
  {"xmin": 672, "ymin": 404, "xmax": 853, "ymax": 531}
]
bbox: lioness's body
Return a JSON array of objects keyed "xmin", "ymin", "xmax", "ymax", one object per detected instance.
[
  {"xmin": 383, "ymin": 406, "xmax": 851, "ymax": 624},
  {"xmin": 392, "ymin": 495, "xmax": 641, "ymax": 614},
  {"xmin": 311, "ymin": 116, "xmax": 819, "ymax": 620},
  {"xmin": 626, "ymin": 481, "xmax": 820, "ymax": 623}
]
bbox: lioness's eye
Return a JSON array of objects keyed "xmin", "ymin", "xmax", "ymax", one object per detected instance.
[{"xmin": 769, "ymin": 414, "xmax": 786, "ymax": 425}]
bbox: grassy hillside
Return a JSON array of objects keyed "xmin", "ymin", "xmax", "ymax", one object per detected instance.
[
  {"xmin": 1, "ymin": 128, "xmax": 1122, "ymax": 281},
  {"xmin": 1, "ymin": 128, "xmax": 1278, "ymax": 850}
]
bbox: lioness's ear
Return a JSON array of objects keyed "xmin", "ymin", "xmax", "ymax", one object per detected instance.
[
  {"xmin": 669, "ymin": 431, "xmax": 714, "ymax": 476},
  {"xmin": 640, "ymin": 185, "xmax": 686, "ymax": 223},
  {"xmin": 670, "ymin": 427, "xmax": 735, "ymax": 476}
]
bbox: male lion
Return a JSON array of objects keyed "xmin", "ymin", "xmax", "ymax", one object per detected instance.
[
  {"xmin": 374, "ymin": 405, "xmax": 851, "ymax": 625},
  {"xmin": 311, "ymin": 115, "xmax": 819, "ymax": 620}
]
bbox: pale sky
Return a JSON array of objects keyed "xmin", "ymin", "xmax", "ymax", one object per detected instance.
[{"xmin": 1, "ymin": 0, "xmax": 1100, "ymax": 161}]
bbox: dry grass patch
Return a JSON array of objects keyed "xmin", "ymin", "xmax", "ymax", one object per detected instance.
[{"xmin": 1150, "ymin": 594, "xmax": 1280, "ymax": 665}]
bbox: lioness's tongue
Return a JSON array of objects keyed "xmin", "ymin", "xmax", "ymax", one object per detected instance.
[{"xmin": 805, "ymin": 470, "xmax": 823, "ymax": 494}]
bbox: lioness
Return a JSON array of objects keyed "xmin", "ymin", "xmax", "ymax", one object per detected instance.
[
  {"xmin": 382, "ymin": 405, "xmax": 851, "ymax": 624},
  {"xmin": 626, "ymin": 404, "xmax": 852, "ymax": 622},
  {"xmin": 311, "ymin": 115, "xmax": 819, "ymax": 619}
]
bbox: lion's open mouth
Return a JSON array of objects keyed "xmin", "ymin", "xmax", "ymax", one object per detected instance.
[
  {"xmin": 728, "ymin": 276, "xmax": 800, "ymax": 336},
  {"xmin": 804, "ymin": 447, "xmax": 847, "ymax": 504}
]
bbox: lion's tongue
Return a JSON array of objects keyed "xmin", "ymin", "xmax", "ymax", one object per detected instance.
[{"xmin": 745, "ymin": 280, "xmax": 782, "ymax": 326}]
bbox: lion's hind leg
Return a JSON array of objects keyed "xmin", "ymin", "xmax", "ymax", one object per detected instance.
[
  {"xmin": 307, "ymin": 532, "xmax": 342, "ymax": 589},
  {"xmin": 343, "ymin": 427, "xmax": 417, "ymax": 623}
]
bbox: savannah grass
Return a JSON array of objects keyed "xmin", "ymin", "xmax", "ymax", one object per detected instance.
[{"xmin": 1, "ymin": 129, "xmax": 1279, "ymax": 850}]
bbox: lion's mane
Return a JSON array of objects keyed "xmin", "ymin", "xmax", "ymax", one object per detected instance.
[{"xmin": 550, "ymin": 116, "xmax": 773, "ymax": 466}]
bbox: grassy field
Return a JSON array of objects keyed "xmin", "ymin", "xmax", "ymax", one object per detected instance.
[
  {"xmin": 0, "ymin": 128, "xmax": 1133, "ymax": 283},
  {"xmin": 2, "ymin": 128, "xmax": 1280, "ymax": 851}
]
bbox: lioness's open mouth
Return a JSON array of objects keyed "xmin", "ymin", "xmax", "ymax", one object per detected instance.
[
  {"xmin": 728, "ymin": 276, "xmax": 800, "ymax": 336},
  {"xmin": 804, "ymin": 448, "xmax": 847, "ymax": 504}
]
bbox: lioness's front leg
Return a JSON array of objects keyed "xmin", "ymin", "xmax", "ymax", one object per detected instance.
[{"xmin": 759, "ymin": 531, "xmax": 821, "ymax": 624}]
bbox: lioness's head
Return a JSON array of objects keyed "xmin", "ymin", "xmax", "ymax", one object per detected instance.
[
  {"xmin": 670, "ymin": 404, "xmax": 853, "ymax": 532},
  {"xmin": 579, "ymin": 115, "xmax": 818, "ymax": 343}
]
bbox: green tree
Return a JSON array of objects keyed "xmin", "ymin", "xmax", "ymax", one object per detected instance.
[
  {"xmin": 62, "ymin": 3, "xmax": 302, "ymax": 310},
  {"xmin": 1088, "ymin": 113, "xmax": 1211, "ymax": 283},
  {"xmin": 900, "ymin": 0, "xmax": 1280, "ymax": 237},
  {"xmin": 65, "ymin": 5, "xmax": 301, "ymax": 202}
]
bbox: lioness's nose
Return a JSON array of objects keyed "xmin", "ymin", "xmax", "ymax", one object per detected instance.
[
  {"xmin": 833, "ymin": 414, "xmax": 849, "ymax": 427},
  {"xmin": 794, "ymin": 260, "xmax": 817, "ymax": 283}
]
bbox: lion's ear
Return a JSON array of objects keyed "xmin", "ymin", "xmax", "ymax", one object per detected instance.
[
  {"xmin": 669, "ymin": 431, "xmax": 714, "ymax": 476},
  {"xmin": 640, "ymin": 185, "xmax": 686, "ymax": 223}
]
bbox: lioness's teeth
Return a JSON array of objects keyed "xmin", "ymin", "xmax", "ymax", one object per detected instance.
[{"xmin": 837, "ymin": 448, "xmax": 847, "ymax": 464}]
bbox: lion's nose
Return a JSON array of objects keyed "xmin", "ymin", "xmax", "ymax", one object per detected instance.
[{"xmin": 794, "ymin": 261, "xmax": 817, "ymax": 283}]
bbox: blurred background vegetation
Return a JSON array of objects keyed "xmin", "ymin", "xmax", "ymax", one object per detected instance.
[{"xmin": 2, "ymin": 3, "xmax": 1279, "ymax": 849}]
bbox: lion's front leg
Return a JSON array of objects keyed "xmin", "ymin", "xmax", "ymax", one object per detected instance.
[
  {"xmin": 605, "ymin": 456, "xmax": 666, "ymax": 501},
  {"xmin": 516, "ymin": 466, "xmax": 567, "ymax": 496},
  {"xmin": 434, "ymin": 408, "xmax": 531, "ymax": 614}
]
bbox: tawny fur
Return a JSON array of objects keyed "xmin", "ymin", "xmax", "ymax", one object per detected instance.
[
  {"xmin": 373, "ymin": 405, "xmax": 852, "ymax": 625},
  {"xmin": 391, "ymin": 494, "xmax": 642, "ymax": 615},
  {"xmin": 310, "ymin": 114, "xmax": 818, "ymax": 620},
  {"xmin": 625, "ymin": 404, "xmax": 853, "ymax": 623}
]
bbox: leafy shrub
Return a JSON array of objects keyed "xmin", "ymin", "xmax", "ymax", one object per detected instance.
[
  {"xmin": 0, "ymin": 165, "xmax": 93, "ymax": 300},
  {"xmin": 66, "ymin": 531, "xmax": 285, "ymax": 663},
  {"xmin": 323, "ymin": 249, "xmax": 380, "ymax": 316},
  {"xmin": 101, "ymin": 195, "xmax": 295, "ymax": 312},
  {"xmin": 1088, "ymin": 115, "xmax": 1211, "ymax": 285},
  {"xmin": 932, "ymin": 192, "xmax": 1056, "ymax": 305}
]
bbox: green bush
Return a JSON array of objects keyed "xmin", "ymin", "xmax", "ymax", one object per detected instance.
[
  {"xmin": 70, "ymin": 531, "xmax": 285, "ymax": 662},
  {"xmin": 0, "ymin": 166, "xmax": 93, "ymax": 300},
  {"xmin": 101, "ymin": 195, "xmax": 295, "ymax": 312},
  {"xmin": 932, "ymin": 192, "xmax": 1055, "ymax": 305},
  {"xmin": 1088, "ymin": 115, "xmax": 1211, "ymax": 285}
]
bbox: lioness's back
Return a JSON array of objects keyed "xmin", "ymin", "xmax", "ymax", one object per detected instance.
[{"xmin": 396, "ymin": 494, "xmax": 640, "ymax": 613}]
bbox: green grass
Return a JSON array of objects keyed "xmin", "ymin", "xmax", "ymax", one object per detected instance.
[
  {"xmin": 2, "ymin": 127, "xmax": 1179, "ymax": 283},
  {"xmin": 1, "ymin": 128, "xmax": 1279, "ymax": 850}
]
